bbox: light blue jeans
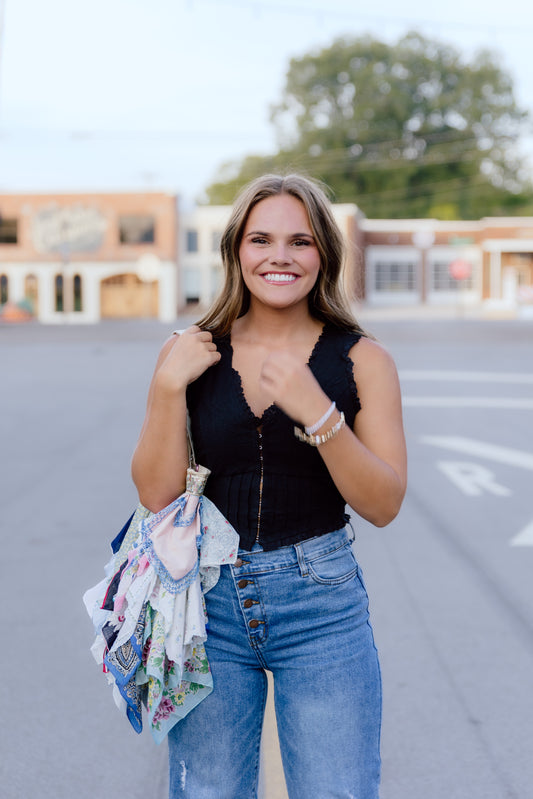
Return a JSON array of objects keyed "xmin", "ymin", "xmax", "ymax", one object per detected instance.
[{"xmin": 168, "ymin": 527, "xmax": 381, "ymax": 798}]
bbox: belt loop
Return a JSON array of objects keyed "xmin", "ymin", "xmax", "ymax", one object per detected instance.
[{"xmin": 295, "ymin": 542, "xmax": 308, "ymax": 577}]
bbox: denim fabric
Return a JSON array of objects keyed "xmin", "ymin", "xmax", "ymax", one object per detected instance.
[{"xmin": 168, "ymin": 527, "xmax": 381, "ymax": 798}]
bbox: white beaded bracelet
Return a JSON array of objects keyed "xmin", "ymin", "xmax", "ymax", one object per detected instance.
[{"xmin": 305, "ymin": 401, "xmax": 336, "ymax": 435}]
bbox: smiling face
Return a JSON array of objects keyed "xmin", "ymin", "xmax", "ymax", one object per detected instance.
[{"xmin": 238, "ymin": 193, "xmax": 321, "ymax": 313}]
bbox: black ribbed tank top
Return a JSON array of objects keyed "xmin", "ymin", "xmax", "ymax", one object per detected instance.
[{"xmin": 186, "ymin": 324, "xmax": 362, "ymax": 551}]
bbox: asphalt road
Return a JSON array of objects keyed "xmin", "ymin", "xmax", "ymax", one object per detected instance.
[{"xmin": 1, "ymin": 315, "xmax": 532, "ymax": 799}]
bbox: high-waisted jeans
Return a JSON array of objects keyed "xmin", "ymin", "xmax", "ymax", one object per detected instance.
[{"xmin": 168, "ymin": 527, "xmax": 382, "ymax": 798}]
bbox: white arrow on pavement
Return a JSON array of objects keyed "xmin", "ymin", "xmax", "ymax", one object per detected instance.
[{"xmin": 510, "ymin": 520, "xmax": 533, "ymax": 547}]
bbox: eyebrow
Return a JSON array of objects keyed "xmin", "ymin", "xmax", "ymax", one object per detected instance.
[{"xmin": 245, "ymin": 230, "xmax": 314, "ymax": 238}]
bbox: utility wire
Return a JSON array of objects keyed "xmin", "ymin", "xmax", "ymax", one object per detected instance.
[{"xmin": 189, "ymin": 0, "xmax": 532, "ymax": 39}]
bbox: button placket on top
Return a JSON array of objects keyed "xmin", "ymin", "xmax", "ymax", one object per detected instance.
[{"xmin": 232, "ymin": 560, "xmax": 267, "ymax": 643}]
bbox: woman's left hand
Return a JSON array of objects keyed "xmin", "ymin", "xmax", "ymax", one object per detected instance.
[{"xmin": 259, "ymin": 350, "xmax": 330, "ymax": 427}]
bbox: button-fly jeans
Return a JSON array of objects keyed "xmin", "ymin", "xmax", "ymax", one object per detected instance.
[{"xmin": 168, "ymin": 527, "xmax": 381, "ymax": 798}]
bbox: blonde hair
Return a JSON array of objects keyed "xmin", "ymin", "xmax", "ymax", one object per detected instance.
[{"xmin": 196, "ymin": 173, "xmax": 365, "ymax": 337}]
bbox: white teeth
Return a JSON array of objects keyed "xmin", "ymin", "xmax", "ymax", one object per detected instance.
[{"xmin": 263, "ymin": 273, "xmax": 296, "ymax": 283}]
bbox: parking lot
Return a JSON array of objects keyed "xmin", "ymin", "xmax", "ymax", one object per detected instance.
[{"xmin": 1, "ymin": 315, "xmax": 532, "ymax": 798}]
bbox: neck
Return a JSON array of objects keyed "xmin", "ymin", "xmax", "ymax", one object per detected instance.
[{"xmin": 235, "ymin": 302, "xmax": 321, "ymax": 345}]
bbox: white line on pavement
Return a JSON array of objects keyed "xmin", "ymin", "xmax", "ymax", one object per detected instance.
[
  {"xmin": 420, "ymin": 436, "xmax": 533, "ymax": 470},
  {"xmin": 399, "ymin": 370, "xmax": 533, "ymax": 384},
  {"xmin": 404, "ymin": 397, "xmax": 533, "ymax": 409}
]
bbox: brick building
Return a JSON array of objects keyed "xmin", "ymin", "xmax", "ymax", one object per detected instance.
[
  {"xmin": 361, "ymin": 216, "xmax": 533, "ymax": 310},
  {"xmin": 0, "ymin": 192, "xmax": 178, "ymax": 322}
]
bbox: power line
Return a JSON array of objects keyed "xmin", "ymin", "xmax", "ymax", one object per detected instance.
[{"xmin": 191, "ymin": 0, "xmax": 532, "ymax": 39}]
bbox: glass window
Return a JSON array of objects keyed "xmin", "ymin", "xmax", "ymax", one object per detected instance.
[
  {"xmin": 55, "ymin": 275, "xmax": 64, "ymax": 312},
  {"xmin": 0, "ymin": 218, "xmax": 18, "ymax": 244},
  {"xmin": 186, "ymin": 229, "xmax": 199, "ymax": 252},
  {"xmin": 183, "ymin": 268, "xmax": 200, "ymax": 303},
  {"xmin": 374, "ymin": 261, "xmax": 416, "ymax": 291},
  {"xmin": 119, "ymin": 215, "xmax": 155, "ymax": 244},
  {"xmin": 0, "ymin": 274, "xmax": 8, "ymax": 304},
  {"xmin": 74, "ymin": 274, "xmax": 83, "ymax": 311},
  {"xmin": 432, "ymin": 261, "xmax": 473, "ymax": 291}
]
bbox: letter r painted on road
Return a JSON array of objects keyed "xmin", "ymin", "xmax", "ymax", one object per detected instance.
[{"xmin": 436, "ymin": 461, "xmax": 512, "ymax": 497}]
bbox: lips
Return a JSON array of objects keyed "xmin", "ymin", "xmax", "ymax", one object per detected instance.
[{"xmin": 261, "ymin": 272, "xmax": 298, "ymax": 283}]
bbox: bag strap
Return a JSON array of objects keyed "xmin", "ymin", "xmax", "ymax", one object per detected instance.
[
  {"xmin": 173, "ymin": 329, "xmax": 197, "ymax": 471},
  {"xmin": 186, "ymin": 412, "xmax": 196, "ymax": 470}
]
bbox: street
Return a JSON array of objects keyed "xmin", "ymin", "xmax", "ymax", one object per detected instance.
[
  {"xmin": 1, "ymin": 315, "xmax": 532, "ymax": 799},
  {"xmin": 356, "ymin": 317, "xmax": 533, "ymax": 799}
]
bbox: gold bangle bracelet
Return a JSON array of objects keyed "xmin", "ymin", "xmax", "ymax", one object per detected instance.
[{"xmin": 294, "ymin": 412, "xmax": 345, "ymax": 446}]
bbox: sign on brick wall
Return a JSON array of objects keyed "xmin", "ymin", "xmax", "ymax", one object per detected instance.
[{"xmin": 31, "ymin": 204, "xmax": 108, "ymax": 255}]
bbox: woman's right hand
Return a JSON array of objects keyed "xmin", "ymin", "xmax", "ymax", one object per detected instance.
[
  {"xmin": 131, "ymin": 326, "xmax": 220, "ymax": 510},
  {"xmin": 155, "ymin": 325, "xmax": 221, "ymax": 394}
]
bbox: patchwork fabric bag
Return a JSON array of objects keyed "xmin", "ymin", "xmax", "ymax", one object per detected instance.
[{"xmin": 83, "ymin": 432, "xmax": 239, "ymax": 744}]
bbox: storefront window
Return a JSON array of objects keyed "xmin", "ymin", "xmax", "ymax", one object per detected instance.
[
  {"xmin": 0, "ymin": 274, "xmax": 8, "ymax": 304},
  {"xmin": 74, "ymin": 274, "xmax": 83, "ymax": 311},
  {"xmin": 55, "ymin": 275, "xmax": 64, "ymax": 312},
  {"xmin": 374, "ymin": 261, "xmax": 416, "ymax": 292},
  {"xmin": 119, "ymin": 215, "xmax": 155, "ymax": 244}
]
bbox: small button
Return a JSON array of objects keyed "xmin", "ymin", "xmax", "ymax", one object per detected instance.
[
  {"xmin": 243, "ymin": 598, "xmax": 254, "ymax": 609},
  {"xmin": 238, "ymin": 579, "xmax": 250, "ymax": 589},
  {"xmin": 248, "ymin": 619, "xmax": 260, "ymax": 629},
  {"xmin": 234, "ymin": 558, "xmax": 243, "ymax": 568}
]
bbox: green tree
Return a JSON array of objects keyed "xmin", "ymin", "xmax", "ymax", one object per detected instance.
[{"xmin": 204, "ymin": 32, "xmax": 532, "ymax": 218}]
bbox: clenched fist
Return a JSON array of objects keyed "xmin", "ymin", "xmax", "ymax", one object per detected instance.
[{"xmin": 155, "ymin": 326, "xmax": 221, "ymax": 394}]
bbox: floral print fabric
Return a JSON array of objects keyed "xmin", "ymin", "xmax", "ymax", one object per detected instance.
[{"xmin": 83, "ymin": 485, "xmax": 239, "ymax": 744}]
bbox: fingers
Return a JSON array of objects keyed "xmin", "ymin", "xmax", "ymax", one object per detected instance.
[
  {"xmin": 182, "ymin": 325, "xmax": 218, "ymax": 349},
  {"xmin": 157, "ymin": 327, "xmax": 220, "ymax": 390},
  {"xmin": 260, "ymin": 352, "xmax": 309, "ymax": 402},
  {"xmin": 259, "ymin": 351, "xmax": 328, "ymax": 425}
]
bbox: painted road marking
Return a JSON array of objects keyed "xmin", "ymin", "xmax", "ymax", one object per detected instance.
[
  {"xmin": 401, "ymin": 370, "xmax": 533, "ymax": 409},
  {"xmin": 422, "ymin": 437, "xmax": 533, "ymax": 546},
  {"xmin": 420, "ymin": 436, "xmax": 533, "ymax": 470},
  {"xmin": 404, "ymin": 397, "xmax": 533, "ymax": 409},
  {"xmin": 400, "ymin": 370, "xmax": 533, "ymax": 384},
  {"xmin": 510, "ymin": 520, "xmax": 533, "ymax": 547},
  {"xmin": 436, "ymin": 461, "xmax": 512, "ymax": 497}
]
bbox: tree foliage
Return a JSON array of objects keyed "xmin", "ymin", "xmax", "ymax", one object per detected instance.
[{"xmin": 204, "ymin": 32, "xmax": 532, "ymax": 218}]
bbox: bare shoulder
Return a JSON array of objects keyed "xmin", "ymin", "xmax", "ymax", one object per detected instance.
[
  {"xmin": 349, "ymin": 336, "xmax": 399, "ymax": 383},
  {"xmin": 156, "ymin": 333, "xmax": 179, "ymax": 363}
]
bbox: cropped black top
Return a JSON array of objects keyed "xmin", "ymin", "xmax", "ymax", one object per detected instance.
[{"xmin": 186, "ymin": 324, "xmax": 362, "ymax": 551}]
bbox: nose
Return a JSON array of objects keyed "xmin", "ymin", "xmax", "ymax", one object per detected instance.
[{"xmin": 269, "ymin": 243, "xmax": 293, "ymax": 265}]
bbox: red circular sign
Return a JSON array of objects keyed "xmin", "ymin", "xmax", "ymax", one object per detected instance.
[{"xmin": 449, "ymin": 259, "xmax": 472, "ymax": 281}]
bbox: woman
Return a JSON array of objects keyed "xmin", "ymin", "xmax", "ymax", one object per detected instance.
[{"xmin": 131, "ymin": 174, "xmax": 407, "ymax": 798}]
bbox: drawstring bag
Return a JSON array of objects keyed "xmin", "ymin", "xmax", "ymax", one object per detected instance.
[{"xmin": 83, "ymin": 426, "xmax": 239, "ymax": 744}]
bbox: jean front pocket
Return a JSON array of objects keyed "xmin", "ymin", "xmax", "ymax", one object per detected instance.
[{"xmin": 307, "ymin": 543, "xmax": 358, "ymax": 586}]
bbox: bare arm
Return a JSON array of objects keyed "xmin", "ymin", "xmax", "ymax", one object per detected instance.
[
  {"xmin": 131, "ymin": 326, "xmax": 221, "ymax": 512},
  {"xmin": 321, "ymin": 338, "xmax": 407, "ymax": 525},
  {"xmin": 259, "ymin": 337, "xmax": 407, "ymax": 526}
]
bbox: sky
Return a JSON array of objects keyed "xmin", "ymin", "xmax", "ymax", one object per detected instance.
[{"xmin": 1, "ymin": 0, "xmax": 532, "ymax": 208}]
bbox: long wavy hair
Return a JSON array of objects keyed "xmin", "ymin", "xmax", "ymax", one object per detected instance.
[{"xmin": 196, "ymin": 173, "xmax": 366, "ymax": 338}]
